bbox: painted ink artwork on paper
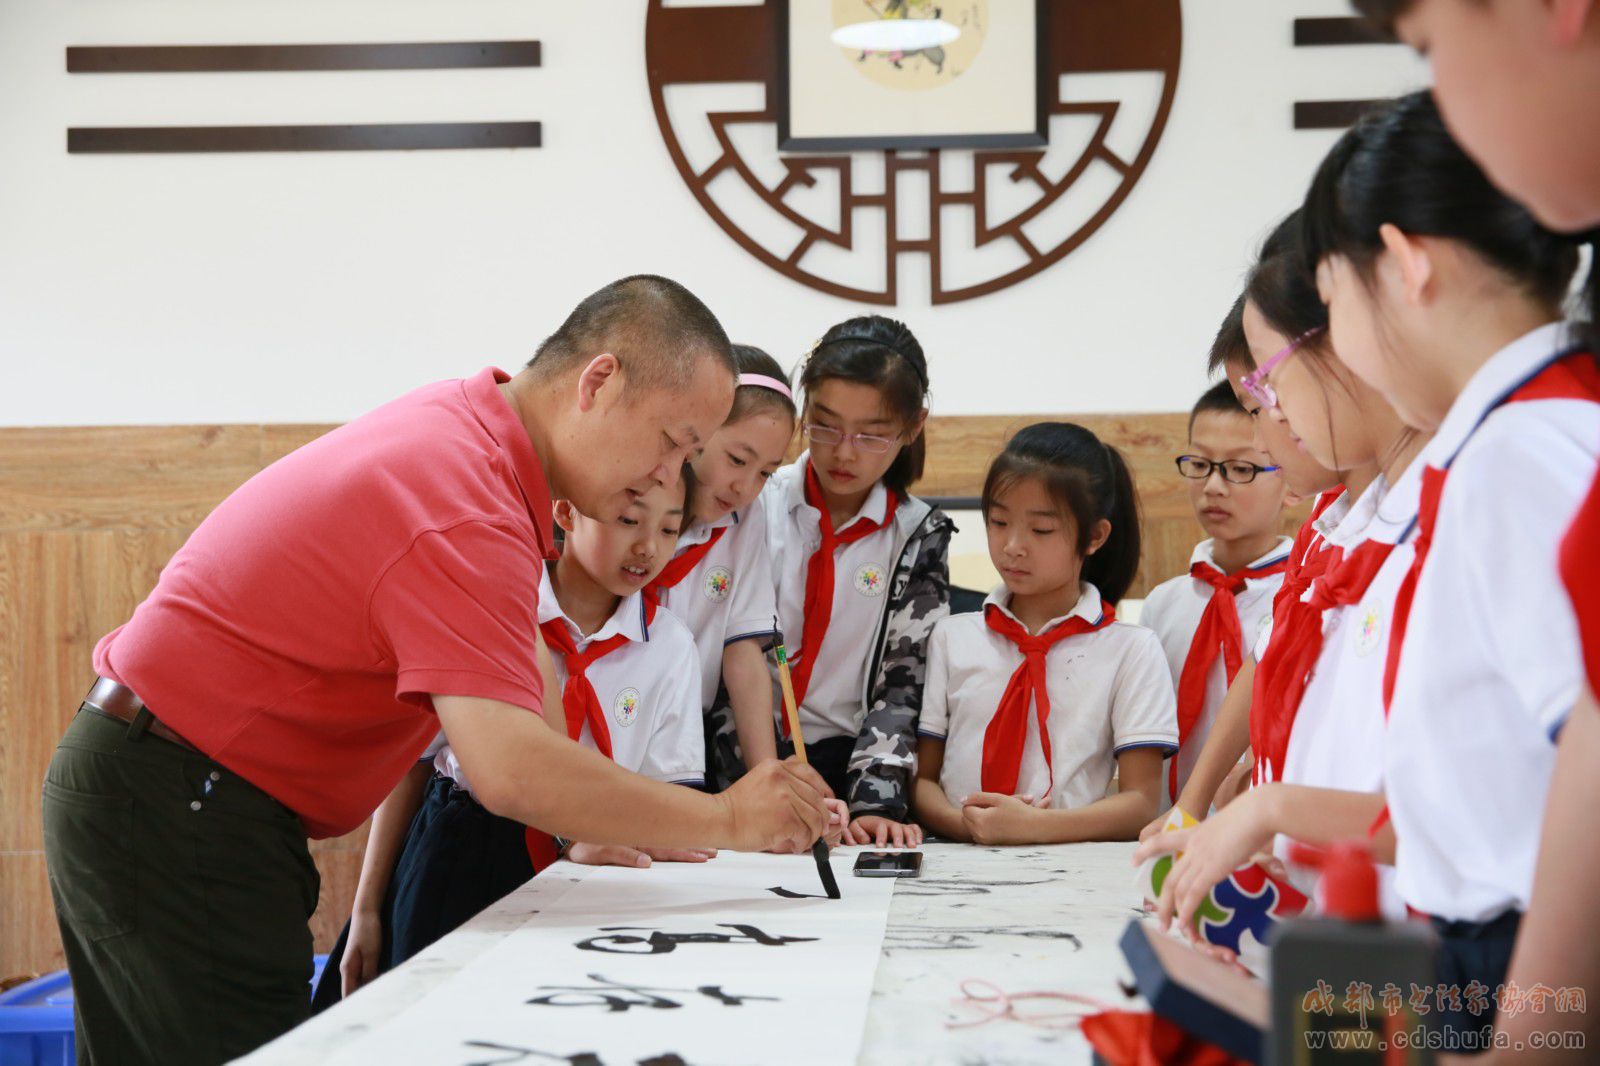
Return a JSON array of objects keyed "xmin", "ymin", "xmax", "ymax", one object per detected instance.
[{"xmin": 327, "ymin": 851, "xmax": 896, "ymax": 1066}]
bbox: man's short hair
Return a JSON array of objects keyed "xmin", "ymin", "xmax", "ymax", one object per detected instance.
[
  {"xmin": 526, "ymin": 275, "xmax": 735, "ymax": 393},
  {"xmin": 1206, "ymin": 295, "xmax": 1250, "ymax": 375},
  {"xmin": 1189, "ymin": 379, "xmax": 1247, "ymax": 436}
]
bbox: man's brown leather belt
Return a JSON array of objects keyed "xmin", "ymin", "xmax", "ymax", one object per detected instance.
[{"xmin": 84, "ymin": 677, "xmax": 199, "ymax": 753}]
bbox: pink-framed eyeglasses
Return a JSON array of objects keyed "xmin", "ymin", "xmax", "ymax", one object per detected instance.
[{"xmin": 1240, "ymin": 326, "xmax": 1325, "ymax": 411}]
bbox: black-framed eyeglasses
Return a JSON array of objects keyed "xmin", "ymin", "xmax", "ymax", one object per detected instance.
[
  {"xmin": 804, "ymin": 422, "xmax": 899, "ymax": 454},
  {"xmin": 1175, "ymin": 455, "xmax": 1280, "ymax": 485}
]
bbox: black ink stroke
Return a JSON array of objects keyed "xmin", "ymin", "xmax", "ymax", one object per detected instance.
[
  {"xmin": 525, "ymin": 973, "xmax": 779, "ymax": 1012},
  {"xmin": 576, "ymin": 923, "xmax": 818, "ymax": 955},
  {"xmin": 461, "ymin": 1044, "xmax": 695, "ymax": 1066},
  {"xmin": 766, "ymin": 885, "xmax": 830, "ymax": 899},
  {"xmin": 881, "ymin": 926, "xmax": 1084, "ymax": 951},
  {"xmin": 461, "ymin": 1041, "xmax": 603, "ymax": 1066}
]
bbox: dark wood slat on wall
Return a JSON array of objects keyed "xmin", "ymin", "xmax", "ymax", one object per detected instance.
[
  {"xmin": 1293, "ymin": 99, "xmax": 1385, "ymax": 130},
  {"xmin": 67, "ymin": 41, "xmax": 542, "ymax": 73},
  {"xmin": 67, "ymin": 121, "xmax": 542, "ymax": 154},
  {"xmin": 1292, "ymin": 17, "xmax": 1394, "ymax": 46}
]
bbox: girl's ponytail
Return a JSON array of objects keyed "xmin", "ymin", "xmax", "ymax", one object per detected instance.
[{"xmin": 1085, "ymin": 440, "xmax": 1142, "ymax": 605}]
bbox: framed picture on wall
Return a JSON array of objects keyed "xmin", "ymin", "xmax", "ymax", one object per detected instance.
[{"xmin": 777, "ymin": 0, "xmax": 1047, "ymax": 152}]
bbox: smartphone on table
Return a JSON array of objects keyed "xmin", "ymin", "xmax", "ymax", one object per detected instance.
[{"xmin": 852, "ymin": 850, "xmax": 922, "ymax": 878}]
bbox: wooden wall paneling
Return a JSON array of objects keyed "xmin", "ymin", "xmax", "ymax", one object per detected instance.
[
  {"xmin": 0, "ymin": 425, "xmax": 264, "ymax": 531},
  {"xmin": 260, "ymin": 424, "xmax": 337, "ymax": 468},
  {"xmin": 0, "ymin": 855, "xmax": 63, "ymax": 979},
  {"xmin": 0, "ymin": 413, "xmax": 1297, "ymax": 979},
  {"xmin": 0, "ymin": 529, "xmax": 190, "ymax": 854}
]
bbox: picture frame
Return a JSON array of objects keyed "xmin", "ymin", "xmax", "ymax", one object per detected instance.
[{"xmin": 777, "ymin": 0, "xmax": 1048, "ymax": 152}]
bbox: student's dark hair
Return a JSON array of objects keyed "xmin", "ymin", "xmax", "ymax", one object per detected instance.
[
  {"xmin": 1301, "ymin": 91, "xmax": 1580, "ymax": 316},
  {"xmin": 727, "ymin": 344, "xmax": 798, "ymax": 428},
  {"xmin": 1577, "ymin": 237, "xmax": 1600, "ymax": 354},
  {"xmin": 678, "ymin": 460, "xmax": 699, "ymax": 532},
  {"xmin": 527, "ymin": 274, "xmax": 737, "ymax": 393},
  {"xmin": 1249, "ymin": 209, "xmax": 1330, "ymax": 344},
  {"xmin": 1206, "ymin": 295, "xmax": 1250, "ymax": 375},
  {"xmin": 797, "ymin": 315, "xmax": 930, "ymax": 494},
  {"xmin": 981, "ymin": 422, "xmax": 1142, "ymax": 604},
  {"xmin": 1189, "ymin": 380, "xmax": 1247, "ymax": 435}
]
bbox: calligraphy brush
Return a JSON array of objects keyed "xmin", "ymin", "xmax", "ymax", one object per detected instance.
[{"xmin": 771, "ymin": 629, "xmax": 841, "ymax": 900}]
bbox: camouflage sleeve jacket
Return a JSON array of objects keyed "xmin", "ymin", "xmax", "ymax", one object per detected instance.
[{"xmin": 845, "ymin": 506, "xmax": 953, "ymax": 820}]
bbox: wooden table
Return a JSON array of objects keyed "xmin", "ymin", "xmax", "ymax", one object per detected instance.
[{"xmin": 240, "ymin": 842, "xmax": 1148, "ymax": 1064}]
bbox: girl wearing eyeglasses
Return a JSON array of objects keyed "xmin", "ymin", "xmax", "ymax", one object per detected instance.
[
  {"xmin": 1136, "ymin": 206, "xmax": 1430, "ymax": 943},
  {"xmin": 1295, "ymin": 89, "xmax": 1588, "ymax": 1044},
  {"xmin": 759, "ymin": 316, "xmax": 952, "ymax": 849}
]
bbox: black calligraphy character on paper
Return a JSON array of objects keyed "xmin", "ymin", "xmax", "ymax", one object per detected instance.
[
  {"xmin": 881, "ymin": 926, "xmax": 1084, "ymax": 951},
  {"xmin": 766, "ymin": 885, "xmax": 831, "ymax": 899},
  {"xmin": 461, "ymin": 1044, "xmax": 696, "ymax": 1066},
  {"xmin": 461, "ymin": 1041, "xmax": 604, "ymax": 1066},
  {"xmin": 525, "ymin": 973, "xmax": 779, "ymax": 1012},
  {"xmin": 576, "ymin": 923, "xmax": 818, "ymax": 955}
]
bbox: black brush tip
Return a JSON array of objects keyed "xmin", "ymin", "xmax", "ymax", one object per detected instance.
[{"xmin": 812, "ymin": 840, "xmax": 841, "ymax": 899}]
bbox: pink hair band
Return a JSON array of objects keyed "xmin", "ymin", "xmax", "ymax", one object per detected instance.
[{"xmin": 738, "ymin": 373, "xmax": 793, "ymax": 400}]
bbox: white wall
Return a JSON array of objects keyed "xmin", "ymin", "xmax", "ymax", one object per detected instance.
[{"xmin": 0, "ymin": 0, "xmax": 1427, "ymax": 427}]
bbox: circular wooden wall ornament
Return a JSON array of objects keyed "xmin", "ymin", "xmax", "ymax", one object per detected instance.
[{"xmin": 645, "ymin": 0, "xmax": 1181, "ymax": 306}]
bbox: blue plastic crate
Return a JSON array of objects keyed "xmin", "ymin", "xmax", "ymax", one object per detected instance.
[
  {"xmin": 0, "ymin": 955, "xmax": 328, "ymax": 1066},
  {"xmin": 0, "ymin": 972, "xmax": 71, "ymax": 1066}
]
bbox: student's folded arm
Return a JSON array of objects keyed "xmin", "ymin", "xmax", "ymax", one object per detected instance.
[
  {"xmin": 847, "ymin": 520, "xmax": 951, "ymax": 820},
  {"xmin": 912, "ymin": 736, "xmax": 969, "ymax": 841},
  {"xmin": 721, "ymin": 639, "xmax": 779, "ymax": 768},
  {"xmin": 1026, "ymin": 747, "xmax": 1166, "ymax": 843}
]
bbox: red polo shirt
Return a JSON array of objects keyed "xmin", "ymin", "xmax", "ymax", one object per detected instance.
[
  {"xmin": 93, "ymin": 367, "xmax": 557, "ymax": 837},
  {"xmin": 1563, "ymin": 466, "xmax": 1600, "ymax": 698}
]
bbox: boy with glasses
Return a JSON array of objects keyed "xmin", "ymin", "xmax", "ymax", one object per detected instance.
[{"xmin": 1139, "ymin": 381, "xmax": 1292, "ymax": 806}]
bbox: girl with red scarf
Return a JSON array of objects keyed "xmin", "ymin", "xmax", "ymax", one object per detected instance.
[{"xmin": 913, "ymin": 422, "xmax": 1178, "ymax": 843}]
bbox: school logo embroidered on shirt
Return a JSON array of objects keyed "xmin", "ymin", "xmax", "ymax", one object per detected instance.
[
  {"xmin": 1353, "ymin": 602, "xmax": 1384, "ymax": 658},
  {"xmin": 613, "ymin": 688, "xmax": 641, "ymax": 728},
  {"xmin": 703, "ymin": 566, "xmax": 733, "ymax": 603},
  {"xmin": 852, "ymin": 562, "xmax": 887, "ymax": 597}
]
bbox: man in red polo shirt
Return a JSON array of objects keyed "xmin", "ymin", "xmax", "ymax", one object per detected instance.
[{"xmin": 40, "ymin": 275, "xmax": 833, "ymax": 1066}]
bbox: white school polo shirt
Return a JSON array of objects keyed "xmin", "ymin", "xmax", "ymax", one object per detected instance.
[
  {"xmin": 919, "ymin": 583, "xmax": 1179, "ymax": 810},
  {"xmin": 653, "ymin": 506, "xmax": 779, "ymax": 710},
  {"xmin": 1386, "ymin": 322, "xmax": 1599, "ymax": 922},
  {"xmin": 1275, "ymin": 468, "xmax": 1420, "ymax": 921},
  {"xmin": 433, "ymin": 568, "xmax": 706, "ymax": 799},
  {"xmin": 1141, "ymin": 537, "xmax": 1292, "ymax": 798},
  {"xmin": 764, "ymin": 456, "xmax": 901, "ymax": 742}
]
